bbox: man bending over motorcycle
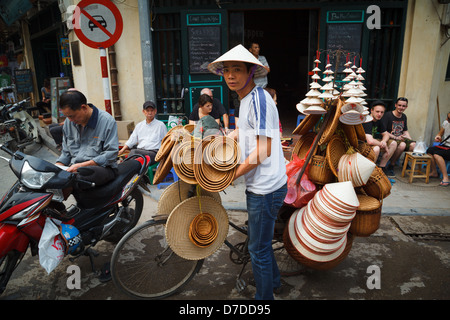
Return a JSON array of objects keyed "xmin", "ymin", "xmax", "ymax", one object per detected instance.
[{"xmin": 55, "ymin": 90, "xmax": 119, "ymax": 187}]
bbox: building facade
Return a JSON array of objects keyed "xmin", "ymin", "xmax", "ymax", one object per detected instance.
[{"xmin": 1, "ymin": 0, "xmax": 449, "ymax": 145}]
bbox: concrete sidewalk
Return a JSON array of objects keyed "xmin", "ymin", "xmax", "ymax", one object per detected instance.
[
  {"xmin": 147, "ymin": 166, "xmax": 450, "ymax": 217},
  {"xmin": 38, "ymin": 117, "xmax": 449, "ymax": 217}
]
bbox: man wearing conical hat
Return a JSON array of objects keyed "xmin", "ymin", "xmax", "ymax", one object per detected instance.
[{"xmin": 208, "ymin": 44, "xmax": 287, "ymax": 300}]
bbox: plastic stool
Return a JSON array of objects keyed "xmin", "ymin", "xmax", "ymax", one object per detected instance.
[
  {"xmin": 401, "ymin": 152, "xmax": 432, "ymax": 183},
  {"xmin": 297, "ymin": 115, "xmax": 305, "ymax": 126},
  {"xmin": 157, "ymin": 167, "xmax": 179, "ymax": 189},
  {"xmin": 146, "ymin": 162, "xmax": 159, "ymax": 185}
]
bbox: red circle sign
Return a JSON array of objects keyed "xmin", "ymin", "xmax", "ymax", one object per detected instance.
[{"xmin": 73, "ymin": 0, "xmax": 123, "ymax": 49}]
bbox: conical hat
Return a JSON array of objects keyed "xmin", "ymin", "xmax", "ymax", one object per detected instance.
[
  {"xmin": 207, "ymin": 44, "xmax": 268, "ymax": 78},
  {"xmin": 157, "ymin": 180, "xmax": 221, "ymax": 216},
  {"xmin": 165, "ymin": 196, "xmax": 229, "ymax": 260}
]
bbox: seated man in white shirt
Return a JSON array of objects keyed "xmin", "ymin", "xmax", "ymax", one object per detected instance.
[{"xmin": 118, "ymin": 101, "xmax": 167, "ymax": 164}]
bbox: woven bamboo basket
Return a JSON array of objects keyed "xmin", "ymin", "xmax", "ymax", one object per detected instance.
[
  {"xmin": 292, "ymin": 114, "xmax": 321, "ymax": 136},
  {"xmin": 357, "ymin": 140, "xmax": 376, "ymax": 162},
  {"xmin": 350, "ymin": 194, "xmax": 382, "ymax": 237},
  {"xmin": 319, "ymin": 99, "xmax": 343, "ymax": 146},
  {"xmin": 362, "ymin": 166, "xmax": 391, "ymax": 200},
  {"xmin": 283, "ymin": 226, "xmax": 354, "ymax": 271},
  {"xmin": 309, "ymin": 155, "xmax": 335, "ymax": 185},
  {"xmin": 355, "ymin": 124, "xmax": 367, "ymax": 141},
  {"xmin": 326, "ymin": 135, "xmax": 347, "ymax": 177},
  {"xmin": 291, "ymin": 132, "xmax": 317, "ymax": 160},
  {"xmin": 341, "ymin": 123, "xmax": 358, "ymax": 148}
]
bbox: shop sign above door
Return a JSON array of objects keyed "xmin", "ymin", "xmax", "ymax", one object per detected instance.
[{"xmin": 73, "ymin": 0, "xmax": 123, "ymax": 49}]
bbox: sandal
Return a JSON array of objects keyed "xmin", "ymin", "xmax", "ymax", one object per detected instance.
[{"xmin": 439, "ymin": 181, "xmax": 450, "ymax": 187}]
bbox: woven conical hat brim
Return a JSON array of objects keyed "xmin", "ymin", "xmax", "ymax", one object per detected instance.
[
  {"xmin": 193, "ymin": 138, "xmax": 235, "ymax": 192},
  {"xmin": 155, "ymin": 135, "xmax": 175, "ymax": 162},
  {"xmin": 153, "ymin": 152, "xmax": 174, "ymax": 185},
  {"xmin": 189, "ymin": 212, "xmax": 219, "ymax": 247},
  {"xmin": 167, "ymin": 124, "xmax": 184, "ymax": 135},
  {"xmin": 207, "ymin": 44, "xmax": 269, "ymax": 78},
  {"xmin": 155, "ymin": 125, "xmax": 188, "ymax": 162},
  {"xmin": 206, "ymin": 136, "xmax": 241, "ymax": 171},
  {"xmin": 319, "ymin": 99, "xmax": 344, "ymax": 146},
  {"xmin": 326, "ymin": 135, "xmax": 347, "ymax": 177},
  {"xmin": 165, "ymin": 196, "xmax": 229, "ymax": 260},
  {"xmin": 291, "ymin": 132, "xmax": 317, "ymax": 160},
  {"xmin": 183, "ymin": 123, "xmax": 195, "ymax": 133},
  {"xmin": 210, "ymin": 136, "xmax": 235, "ymax": 163},
  {"xmin": 157, "ymin": 180, "xmax": 221, "ymax": 216},
  {"xmin": 155, "ymin": 125, "xmax": 192, "ymax": 162},
  {"xmin": 172, "ymin": 139, "xmax": 199, "ymax": 185},
  {"xmin": 292, "ymin": 114, "xmax": 321, "ymax": 135}
]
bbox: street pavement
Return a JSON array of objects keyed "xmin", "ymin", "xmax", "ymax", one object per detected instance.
[{"xmin": 0, "ymin": 125, "xmax": 449, "ymax": 303}]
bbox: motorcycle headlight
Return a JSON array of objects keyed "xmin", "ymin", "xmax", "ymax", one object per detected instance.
[{"xmin": 21, "ymin": 161, "xmax": 55, "ymax": 189}]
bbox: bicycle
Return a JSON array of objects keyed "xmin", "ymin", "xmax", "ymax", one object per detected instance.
[{"xmin": 110, "ymin": 203, "xmax": 303, "ymax": 300}]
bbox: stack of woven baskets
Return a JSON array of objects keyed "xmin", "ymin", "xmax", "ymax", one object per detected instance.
[
  {"xmin": 284, "ymin": 98, "xmax": 392, "ymax": 270},
  {"xmin": 153, "ymin": 125, "xmax": 240, "ymax": 193}
]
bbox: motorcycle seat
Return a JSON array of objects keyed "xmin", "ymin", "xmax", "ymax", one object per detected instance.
[{"xmin": 74, "ymin": 159, "xmax": 142, "ymax": 208}]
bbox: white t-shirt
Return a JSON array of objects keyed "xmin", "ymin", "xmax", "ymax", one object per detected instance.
[
  {"xmin": 237, "ymin": 86, "xmax": 287, "ymax": 194},
  {"xmin": 442, "ymin": 120, "xmax": 450, "ymax": 147},
  {"xmin": 125, "ymin": 118, "xmax": 167, "ymax": 150}
]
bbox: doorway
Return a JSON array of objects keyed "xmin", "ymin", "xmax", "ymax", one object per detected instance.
[{"xmin": 231, "ymin": 9, "xmax": 318, "ymax": 135}]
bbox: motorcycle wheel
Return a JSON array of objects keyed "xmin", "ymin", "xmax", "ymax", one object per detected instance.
[
  {"xmin": 104, "ymin": 188, "xmax": 143, "ymax": 243},
  {"xmin": 0, "ymin": 250, "xmax": 24, "ymax": 295}
]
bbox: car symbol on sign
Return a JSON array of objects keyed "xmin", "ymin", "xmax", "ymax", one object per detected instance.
[{"xmin": 88, "ymin": 15, "xmax": 107, "ymax": 31}]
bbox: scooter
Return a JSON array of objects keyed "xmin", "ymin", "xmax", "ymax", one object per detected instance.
[
  {"xmin": 1, "ymin": 98, "xmax": 40, "ymax": 151},
  {"xmin": 0, "ymin": 143, "xmax": 150, "ymax": 295}
]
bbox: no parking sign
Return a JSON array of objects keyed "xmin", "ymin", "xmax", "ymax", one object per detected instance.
[{"xmin": 73, "ymin": 0, "xmax": 123, "ymax": 49}]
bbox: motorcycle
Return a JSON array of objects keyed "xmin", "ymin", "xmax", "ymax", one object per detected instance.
[
  {"xmin": 0, "ymin": 143, "xmax": 150, "ymax": 295},
  {"xmin": 0, "ymin": 100, "xmax": 15, "ymax": 149},
  {"xmin": 0, "ymin": 98, "xmax": 40, "ymax": 152}
]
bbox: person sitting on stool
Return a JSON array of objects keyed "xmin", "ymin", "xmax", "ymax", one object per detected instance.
[
  {"xmin": 118, "ymin": 101, "xmax": 167, "ymax": 165},
  {"xmin": 427, "ymin": 111, "xmax": 450, "ymax": 187}
]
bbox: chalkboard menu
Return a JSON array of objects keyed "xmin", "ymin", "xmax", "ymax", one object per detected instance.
[
  {"xmin": 188, "ymin": 26, "xmax": 221, "ymax": 74},
  {"xmin": 14, "ymin": 69, "xmax": 33, "ymax": 93},
  {"xmin": 326, "ymin": 23, "xmax": 362, "ymax": 72}
]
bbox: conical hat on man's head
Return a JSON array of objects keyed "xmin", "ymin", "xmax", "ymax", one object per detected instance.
[{"xmin": 207, "ymin": 44, "xmax": 269, "ymax": 78}]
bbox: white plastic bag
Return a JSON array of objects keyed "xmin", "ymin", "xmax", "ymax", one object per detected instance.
[
  {"xmin": 167, "ymin": 115, "xmax": 183, "ymax": 128},
  {"xmin": 413, "ymin": 139, "xmax": 427, "ymax": 154},
  {"xmin": 38, "ymin": 218, "xmax": 65, "ymax": 274}
]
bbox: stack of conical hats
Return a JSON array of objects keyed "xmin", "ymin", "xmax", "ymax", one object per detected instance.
[{"xmin": 283, "ymin": 53, "xmax": 392, "ymax": 270}]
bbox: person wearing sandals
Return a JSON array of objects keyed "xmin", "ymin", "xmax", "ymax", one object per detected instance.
[
  {"xmin": 208, "ymin": 45, "xmax": 287, "ymax": 300},
  {"xmin": 427, "ymin": 112, "xmax": 450, "ymax": 186},
  {"xmin": 380, "ymin": 97, "xmax": 416, "ymax": 177}
]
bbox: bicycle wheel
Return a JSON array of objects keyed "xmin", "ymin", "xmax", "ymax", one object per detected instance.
[
  {"xmin": 273, "ymin": 240, "xmax": 305, "ymax": 277},
  {"xmin": 111, "ymin": 218, "xmax": 204, "ymax": 299}
]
